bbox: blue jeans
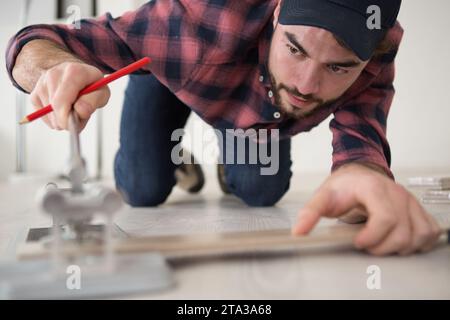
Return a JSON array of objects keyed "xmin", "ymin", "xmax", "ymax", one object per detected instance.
[{"xmin": 114, "ymin": 74, "xmax": 293, "ymax": 207}]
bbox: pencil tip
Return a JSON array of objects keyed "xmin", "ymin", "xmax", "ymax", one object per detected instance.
[{"xmin": 19, "ymin": 118, "xmax": 29, "ymax": 125}]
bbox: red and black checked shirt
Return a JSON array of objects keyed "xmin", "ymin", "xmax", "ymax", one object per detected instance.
[{"xmin": 6, "ymin": 0, "xmax": 403, "ymax": 178}]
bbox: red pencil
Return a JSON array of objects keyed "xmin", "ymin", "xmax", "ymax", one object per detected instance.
[{"xmin": 19, "ymin": 57, "xmax": 151, "ymax": 124}]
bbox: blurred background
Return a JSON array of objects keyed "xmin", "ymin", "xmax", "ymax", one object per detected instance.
[{"xmin": 0, "ymin": 0, "xmax": 449, "ymax": 182}]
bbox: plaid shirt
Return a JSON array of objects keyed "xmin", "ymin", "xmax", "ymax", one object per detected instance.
[{"xmin": 6, "ymin": 0, "xmax": 403, "ymax": 178}]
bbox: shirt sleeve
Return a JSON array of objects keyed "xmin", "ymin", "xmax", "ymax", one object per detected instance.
[
  {"xmin": 5, "ymin": 0, "xmax": 202, "ymax": 93},
  {"xmin": 329, "ymin": 52, "xmax": 401, "ymax": 179}
]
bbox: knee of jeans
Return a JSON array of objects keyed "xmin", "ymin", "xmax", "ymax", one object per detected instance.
[
  {"xmin": 115, "ymin": 177, "xmax": 173, "ymax": 207},
  {"xmin": 227, "ymin": 170, "xmax": 291, "ymax": 207},
  {"xmin": 114, "ymin": 156, "xmax": 174, "ymax": 207},
  {"xmin": 117, "ymin": 183, "xmax": 172, "ymax": 207}
]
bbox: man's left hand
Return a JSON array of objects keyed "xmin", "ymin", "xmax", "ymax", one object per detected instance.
[{"xmin": 292, "ymin": 163, "xmax": 442, "ymax": 256}]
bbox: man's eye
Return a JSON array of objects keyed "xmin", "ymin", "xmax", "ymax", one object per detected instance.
[
  {"xmin": 328, "ymin": 64, "xmax": 348, "ymax": 74},
  {"xmin": 287, "ymin": 44, "xmax": 299, "ymax": 55}
]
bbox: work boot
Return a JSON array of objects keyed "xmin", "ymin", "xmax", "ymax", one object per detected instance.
[
  {"xmin": 217, "ymin": 163, "xmax": 231, "ymax": 194},
  {"xmin": 175, "ymin": 149, "xmax": 204, "ymax": 193}
]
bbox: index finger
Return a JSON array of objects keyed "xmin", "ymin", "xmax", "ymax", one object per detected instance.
[{"xmin": 292, "ymin": 187, "xmax": 333, "ymax": 235}]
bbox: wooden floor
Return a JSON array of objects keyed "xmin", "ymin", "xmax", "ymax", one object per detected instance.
[{"xmin": 1, "ymin": 169, "xmax": 449, "ymax": 299}]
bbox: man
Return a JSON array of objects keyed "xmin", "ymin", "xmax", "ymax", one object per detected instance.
[{"xmin": 6, "ymin": 0, "xmax": 442, "ymax": 256}]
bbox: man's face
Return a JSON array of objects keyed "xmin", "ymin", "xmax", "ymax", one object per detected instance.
[{"xmin": 268, "ymin": 7, "xmax": 369, "ymax": 118}]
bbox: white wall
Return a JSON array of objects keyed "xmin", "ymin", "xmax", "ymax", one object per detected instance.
[{"xmin": 0, "ymin": 0, "xmax": 449, "ymax": 182}]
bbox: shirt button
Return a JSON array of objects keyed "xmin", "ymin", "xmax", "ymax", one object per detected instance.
[
  {"xmin": 273, "ymin": 112, "xmax": 281, "ymax": 119},
  {"xmin": 268, "ymin": 90, "xmax": 274, "ymax": 98},
  {"xmin": 259, "ymin": 75, "xmax": 264, "ymax": 82}
]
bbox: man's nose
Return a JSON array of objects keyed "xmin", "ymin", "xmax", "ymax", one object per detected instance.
[{"xmin": 294, "ymin": 61, "xmax": 320, "ymax": 96}]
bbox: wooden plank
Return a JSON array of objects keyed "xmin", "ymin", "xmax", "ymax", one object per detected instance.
[{"xmin": 17, "ymin": 218, "xmax": 450, "ymax": 260}]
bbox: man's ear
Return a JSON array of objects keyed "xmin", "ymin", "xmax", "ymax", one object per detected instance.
[{"xmin": 273, "ymin": 0, "xmax": 282, "ymax": 28}]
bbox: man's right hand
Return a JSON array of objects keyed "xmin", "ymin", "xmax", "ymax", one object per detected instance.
[{"xmin": 30, "ymin": 61, "xmax": 110, "ymax": 131}]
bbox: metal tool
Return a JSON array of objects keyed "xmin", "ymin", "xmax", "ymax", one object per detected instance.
[
  {"xmin": 35, "ymin": 112, "xmax": 122, "ymax": 273},
  {"xmin": 0, "ymin": 112, "xmax": 174, "ymax": 299}
]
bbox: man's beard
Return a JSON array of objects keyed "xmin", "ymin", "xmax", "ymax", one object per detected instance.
[{"xmin": 268, "ymin": 70, "xmax": 337, "ymax": 120}]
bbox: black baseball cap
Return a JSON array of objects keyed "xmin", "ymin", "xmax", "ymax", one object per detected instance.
[{"xmin": 278, "ymin": 0, "xmax": 402, "ymax": 61}]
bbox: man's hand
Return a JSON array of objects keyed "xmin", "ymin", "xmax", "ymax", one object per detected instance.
[
  {"xmin": 292, "ymin": 164, "xmax": 442, "ymax": 256},
  {"xmin": 30, "ymin": 61, "xmax": 110, "ymax": 131},
  {"xmin": 12, "ymin": 39, "xmax": 110, "ymax": 131}
]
